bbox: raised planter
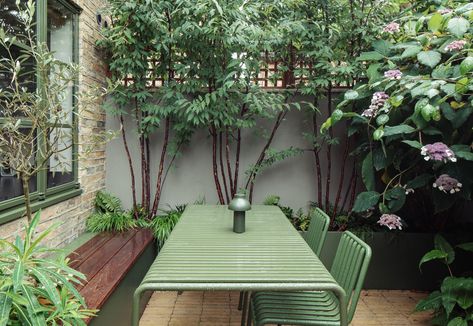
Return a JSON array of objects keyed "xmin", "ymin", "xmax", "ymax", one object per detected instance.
[{"xmin": 317, "ymin": 232, "xmax": 457, "ymax": 290}]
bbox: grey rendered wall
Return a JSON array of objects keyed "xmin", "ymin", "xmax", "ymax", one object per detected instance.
[{"xmin": 105, "ymin": 93, "xmax": 354, "ymax": 212}]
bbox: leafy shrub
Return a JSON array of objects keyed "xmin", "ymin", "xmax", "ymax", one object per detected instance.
[
  {"xmin": 142, "ymin": 205, "xmax": 186, "ymax": 247},
  {"xmin": 0, "ymin": 212, "xmax": 95, "ymax": 325},
  {"xmin": 86, "ymin": 191, "xmax": 136, "ymax": 233},
  {"xmin": 326, "ymin": 0, "xmax": 473, "ymax": 231},
  {"xmin": 416, "ymin": 235, "xmax": 473, "ymax": 325}
]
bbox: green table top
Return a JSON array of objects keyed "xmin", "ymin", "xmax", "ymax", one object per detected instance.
[{"xmin": 142, "ymin": 205, "xmax": 337, "ymax": 288}]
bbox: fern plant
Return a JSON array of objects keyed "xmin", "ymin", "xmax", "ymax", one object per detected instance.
[
  {"xmin": 0, "ymin": 212, "xmax": 96, "ymax": 325},
  {"xmin": 86, "ymin": 191, "xmax": 136, "ymax": 233}
]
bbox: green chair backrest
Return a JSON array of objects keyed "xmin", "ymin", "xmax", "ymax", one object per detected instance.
[
  {"xmin": 303, "ymin": 207, "xmax": 330, "ymax": 256},
  {"xmin": 330, "ymin": 231, "xmax": 372, "ymax": 323}
]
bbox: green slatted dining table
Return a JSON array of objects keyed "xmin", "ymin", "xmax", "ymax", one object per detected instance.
[{"xmin": 132, "ymin": 205, "xmax": 347, "ymax": 326}]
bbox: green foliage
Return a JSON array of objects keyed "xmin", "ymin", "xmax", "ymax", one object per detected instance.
[
  {"xmin": 327, "ymin": 0, "xmax": 473, "ymax": 231},
  {"xmin": 142, "ymin": 205, "xmax": 186, "ymax": 247},
  {"xmin": 416, "ymin": 235, "xmax": 473, "ymax": 325},
  {"xmin": 86, "ymin": 191, "xmax": 137, "ymax": 233},
  {"xmin": 0, "ymin": 212, "xmax": 95, "ymax": 325}
]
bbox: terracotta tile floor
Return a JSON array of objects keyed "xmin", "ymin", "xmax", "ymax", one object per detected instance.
[{"xmin": 139, "ymin": 290, "xmax": 433, "ymax": 326}]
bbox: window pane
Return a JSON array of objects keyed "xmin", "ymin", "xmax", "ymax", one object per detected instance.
[
  {"xmin": 47, "ymin": 127, "xmax": 73, "ymax": 188},
  {"xmin": 0, "ymin": 128, "xmax": 37, "ymax": 201},
  {"xmin": 0, "ymin": 169, "xmax": 37, "ymax": 201},
  {"xmin": 0, "ymin": 44, "xmax": 36, "ymax": 96},
  {"xmin": 47, "ymin": 0, "xmax": 74, "ymax": 124},
  {"xmin": 0, "ymin": 0, "xmax": 33, "ymax": 37}
]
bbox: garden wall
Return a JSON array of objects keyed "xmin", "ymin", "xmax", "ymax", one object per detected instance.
[
  {"xmin": 105, "ymin": 92, "xmax": 356, "ymax": 212},
  {"xmin": 0, "ymin": 0, "xmax": 107, "ymax": 248}
]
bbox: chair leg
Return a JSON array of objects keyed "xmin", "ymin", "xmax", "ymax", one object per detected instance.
[
  {"xmin": 246, "ymin": 297, "xmax": 252, "ymax": 326},
  {"xmin": 238, "ymin": 291, "xmax": 244, "ymax": 310},
  {"xmin": 240, "ymin": 291, "xmax": 249, "ymax": 326}
]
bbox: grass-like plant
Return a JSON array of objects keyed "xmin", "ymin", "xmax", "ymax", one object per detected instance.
[
  {"xmin": 0, "ymin": 212, "xmax": 95, "ymax": 325},
  {"xmin": 86, "ymin": 191, "xmax": 136, "ymax": 233},
  {"xmin": 144, "ymin": 205, "xmax": 186, "ymax": 247}
]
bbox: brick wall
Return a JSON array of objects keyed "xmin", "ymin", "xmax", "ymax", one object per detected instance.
[{"xmin": 0, "ymin": 0, "xmax": 107, "ymax": 248}]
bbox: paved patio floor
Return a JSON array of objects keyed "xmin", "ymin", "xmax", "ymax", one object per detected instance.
[{"xmin": 139, "ymin": 290, "xmax": 432, "ymax": 326}]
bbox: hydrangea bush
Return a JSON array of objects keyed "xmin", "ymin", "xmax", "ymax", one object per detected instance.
[{"xmin": 324, "ymin": 0, "xmax": 473, "ymax": 231}]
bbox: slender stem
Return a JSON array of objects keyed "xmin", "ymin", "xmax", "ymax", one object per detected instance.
[
  {"xmin": 225, "ymin": 130, "xmax": 234, "ymax": 196},
  {"xmin": 211, "ymin": 125, "xmax": 225, "ymax": 204},
  {"xmin": 21, "ymin": 173, "xmax": 32, "ymax": 224},
  {"xmin": 234, "ymin": 127, "xmax": 241, "ymax": 194},
  {"xmin": 341, "ymin": 163, "xmax": 356, "ymax": 214},
  {"xmin": 324, "ymin": 85, "xmax": 333, "ymax": 212},
  {"xmin": 246, "ymin": 111, "xmax": 286, "ymax": 202},
  {"xmin": 219, "ymin": 131, "xmax": 230, "ymax": 203},
  {"xmin": 312, "ymin": 104, "xmax": 323, "ymax": 208},
  {"xmin": 120, "ymin": 115, "xmax": 138, "ymax": 218},
  {"xmin": 331, "ymin": 133, "xmax": 350, "ymax": 225},
  {"xmin": 151, "ymin": 117, "xmax": 170, "ymax": 218}
]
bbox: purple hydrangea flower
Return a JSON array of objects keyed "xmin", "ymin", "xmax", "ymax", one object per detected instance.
[
  {"xmin": 433, "ymin": 174, "xmax": 462, "ymax": 194},
  {"xmin": 438, "ymin": 8, "xmax": 453, "ymax": 14},
  {"xmin": 377, "ymin": 214, "xmax": 403, "ymax": 230},
  {"xmin": 383, "ymin": 22, "xmax": 400, "ymax": 34},
  {"xmin": 384, "ymin": 69, "xmax": 403, "ymax": 80},
  {"xmin": 445, "ymin": 40, "xmax": 467, "ymax": 52},
  {"xmin": 421, "ymin": 142, "xmax": 456, "ymax": 163},
  {"xmin": 362, "ymin": 91, "xmax": 389, "ymax": 118}
]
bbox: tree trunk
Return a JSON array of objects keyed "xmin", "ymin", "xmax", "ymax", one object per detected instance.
[
  {"xmin": 324, "ymin": 85, "xmax": 333, "ymax": 212},
  {"xmin": 246, "ymin": 110, "xmax": 286, "ymax": 202},
  {"xmin": 331, "ymin": 133, "xmax": 350, "ymax": 224},
  {"xmin": 312, "ymin": 109, "xmax": 323, "ymax": 209},
  {"xmin": 151, "ymin": 117, "xmax": 170, "ymax": 218},
  {"xmin": 219, "ymin": 131, "xmax": 230, "ymax": 203},
  {"xmin": 119, "ymin": 115, "xmax": 138, "ymax": 218},
  {"xmin": 210, "ymin": 125, "xmax": 225, "ymax": 204},
  {"xmin": 21, "ymin": 173, "xmax": 32, "ymax": 224}
]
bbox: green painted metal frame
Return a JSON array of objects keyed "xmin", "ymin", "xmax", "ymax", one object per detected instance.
[
  {"xmin": 0, "ymin": 0, "xmax": 82, "ymax": 224},
  {"xmin": 303, "ymin": 207, "xmax": 330, "ymax": 256},
  {"xmin": 131, "ymin": 205, "xmax": 347, "ymax": 326},
  {"xmin": 248, "ymin": 231, "xmax": 372, "ymax": 326}
]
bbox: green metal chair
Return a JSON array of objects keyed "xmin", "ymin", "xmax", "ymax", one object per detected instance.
[
  {"xmin": 239, "ymin": 208, "xmax": 330, "ymax": 311},
  {"xmin": 248, "ymin": 231, "xmax": 372, "ymax": 326},
  {"xmin": 303, "ymin": 208, "xmax": 330, "ymax": 256}
]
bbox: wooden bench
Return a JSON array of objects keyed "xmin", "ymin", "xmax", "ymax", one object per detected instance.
[{"xmin": 67, "ymin": 228, "xmax": 154, "ymax": 324}]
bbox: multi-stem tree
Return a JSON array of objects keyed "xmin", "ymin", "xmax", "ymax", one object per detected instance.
[
  {"xmin": 176, "ymin": 0, "xmax": 303, "ymax": 204},
  {"xmin": 99, "ymin": 0, "xmax": 193, "ymax": 219}
]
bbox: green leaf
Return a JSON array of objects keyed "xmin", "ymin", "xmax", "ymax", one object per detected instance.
[
  {"xmin": 401, "ymin": 45, "xmax": 422, "ymax": 59},
  {"xmin": 447, "ymin": 17, "xmax": 470, "ymax": 37},
  {"xmin": 211, "ymin": 0, "xmax": 223, "ymax": 15},
  {"xmin": 460, "ymin": 57, "xmax": 473, "ymax": 75},
  {"xmin": 428, "ymin": 13, "xmax": 443, "ymax": 32},
  {"xmin": 331, "ymin": 109, "xmax": 344, "ymax": 122},
  {"xmin": 352, "ymin": 191, "xmax": 381, "ymax": 212},
  {"xmin": 383, "ymin": 124, "xmax": 416, "ymax": 137},
  {"xmin": 385, "ymin": 187, "xmax": 406, "ymax": 212},
  {"xmin": 441, "ymin": 277, "xmax": 473, "ymax": 310},
  {"xmin": 455, "ymin": 151, "xmax": 473, "ymax": 161},
  {"xmin": 415, "ymin": 291, "xmax": 442, "ymax": 311},
  {"xmin": 447, "ymin": 317, "xmax": 467, "ymax": 326},
  {"xmin": 344, "ymin": 90, "xmax": 359, "ymax": 100},
  {"xmin": 373, "ymin": 128, "xmax": 384, "ymax": 140},
  {"xmin": 0, "ymin": 291, "xmax": 12, "ymax": 326},
  {"xmin": 362, "ymin": 152, "xmax": 375, "ymax": 191},
  {"xmin": 402, "ymin": 140, "xmax": 422, "ymax": 149},
  {"xmin": 419, "ymin": 249, "xmax": 448, "ymax": 270},
  {"xmin": 421, "ymin": 104, "xmax": 438, "ymax": 121},
  {"xmin": 417, "ymin": 51, "xmax": 442, "ymax": 68},
  {"xmin": 455, "ymin": 77, "xmax": 469, "ymax": 94},
  {"xmin": 457, "ymin": 242, "xmax": 473, "ymax": 252},
  {"xmin": 357, "ymin": 51, "xmax": 385, "ymax": 61},
  {"xmin": 434, "ymin": 234, "xmax": 455, "ymax": 264},
  {"xmin": 376, "ymin": 114, "xmax": 389, "ymax": 125}
]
